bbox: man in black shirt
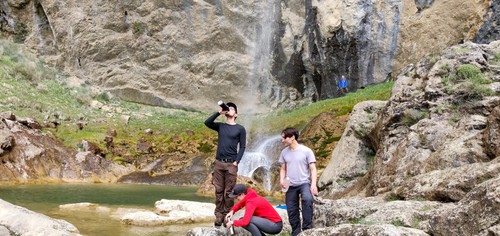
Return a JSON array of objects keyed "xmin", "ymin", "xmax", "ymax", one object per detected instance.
[{"xmin": 204, "ymin": 102, "xmax": 246, "ymax": 227}]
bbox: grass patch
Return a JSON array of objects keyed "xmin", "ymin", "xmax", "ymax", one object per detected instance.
[
  {"xmin": 250, "ymin": 82, "xmax": 394, "ymax": 135},
  {"xmin": 390, "ymin": 219, "xmax": 406, "ymax": 227},
  {"xmin": 453, "ymin": 64, "xmax": 491, "ymax": 84},
  {"xmin": 132, "ymin": 21, "xmax": 146, "ymax": 35},
  {"xmin": 401, "ymin": 109, "xmax": 428, "ymax": 127},
  {"xmin": 315, "ymin": 135, "xmax": 341, "ymax": 158},
  {"xmin": 491, "ymin": 52, "xmax": 500, "ymax": 65},
  {"xmin": 384, "ymin": 194, "xmax": 404, "ymax": 202},
  {"xmin": 443, "ymin": 64, "xmax": 494, "ymax": 101},
  {"xmin": 347, "ymin": 216, "xmax": 375, "ymax": 225},
  {"xmin": 451, "ymin": 47, "xmax": 472, "ymax": 54}
]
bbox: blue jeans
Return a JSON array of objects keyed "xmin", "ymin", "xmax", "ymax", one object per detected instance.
[{"xmin": 285, "ymin": 183, "xmax": 313, "ymax": 236}]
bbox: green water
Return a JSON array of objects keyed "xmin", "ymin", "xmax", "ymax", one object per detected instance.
[{"xmin": 0, "ymin": 183, "xmax": 214, "ymax": 236}]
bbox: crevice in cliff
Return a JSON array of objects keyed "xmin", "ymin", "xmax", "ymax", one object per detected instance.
[
  {"xmin": 33, "ymin": 0, "xmax": 56, "ymax": 52},
  {"xmin": 473, "ymin": 0, "xmax": 500, "ymax": 44}
]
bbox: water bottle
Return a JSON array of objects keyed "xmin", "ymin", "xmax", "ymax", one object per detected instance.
[
  {"xmin": 282, "ymin": 176, "xmax": 290, "ymax": 192},
  {"xmin": 218, "ymin": 100, "xmax": 229, "ymax": 111}
]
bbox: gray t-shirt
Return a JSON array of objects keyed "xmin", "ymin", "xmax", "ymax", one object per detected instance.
[{"xmin": 279, "ymin": 144, "xmax": 316, "ymax": 186}]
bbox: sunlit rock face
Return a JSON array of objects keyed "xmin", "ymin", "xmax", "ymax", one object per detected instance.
[
  {"xmin": 314, "ymin": 40, "xmax": 499, "ymax": 235},
  {"xmin": 0, "ymin": 0, "xmax": 494, "ymax": 111},
  {"xmin": 0, "ymin": 112, "xmax": 131, "ymax": 184},
  {"xmin": 0, "ymin": 199, "xmax": 81, "ymax": 236}
]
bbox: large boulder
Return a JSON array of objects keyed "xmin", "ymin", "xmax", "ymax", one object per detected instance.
[
  {"xmin": 317, "ymin": 101, "xmax": 386, "ymax": 198},
  {"xmin": 315, "ymin": 40, "xmax": 500, "ymax": 235},
  {"xmin": 426, "ymin": 176, "xmax": 500, "ymax": 236},
  {"xmin": 328, "ymin": 40, "xmax": 500, "ymax": 199},
  {"xmin": 0, "ymin": 199, "xmax": 81, "ymax": 236},
  {"xmin": 121, "ymin": 200, "xmax": 215, "ymax": 226},
  {"xmin": 0, "ymin": 113, "xmax": 132, "ymax": 184}
]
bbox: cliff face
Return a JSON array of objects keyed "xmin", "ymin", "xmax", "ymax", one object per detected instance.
[
  {"xmin": 0, "ymin": 112, "xmax": 131, "ymax": 184},
  {"xmin": 0, "ymin": 0, "xmax": 495, "ymax": 111},
  {"xmin": 315, "ymin": 40, "xmax": 499, "ymax": 235}
]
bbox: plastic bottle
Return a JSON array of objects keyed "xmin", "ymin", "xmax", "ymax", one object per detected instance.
[
  {"xmin": 218, "ymin": 100, "xmax": 229, "ymax": 111},
  {"xmin": 282, "ymin": 176, "xmax": 290, "ymax": 192}
]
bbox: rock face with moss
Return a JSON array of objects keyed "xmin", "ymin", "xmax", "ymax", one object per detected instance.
[
  {"xmin": 313, "ymin": 40, "xmax": 499, "ymax": 235},
  {"xmin": 0, "ymin": 112, "xmax": 132, "ymax": 183},
  {"xmin": 0, "ymin": 0, "xmax": 495, "ymax": 111}
]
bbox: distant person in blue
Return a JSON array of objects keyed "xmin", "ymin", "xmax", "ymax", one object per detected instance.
[{"xmin": 337, "ymin": 75, "xmax": 348, "ymax": 93}]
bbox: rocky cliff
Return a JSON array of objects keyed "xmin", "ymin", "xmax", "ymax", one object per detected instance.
[
  {"xmin": 314, "ymin": 40, "xmax": 499, "ymax": 235},
  {"xmin": 0, "ymin": 111, "xmax": 131, "ymax": 184},
  {"xmin": 0, "ymin": 0, "xmax": 496, "ymax": 111}
]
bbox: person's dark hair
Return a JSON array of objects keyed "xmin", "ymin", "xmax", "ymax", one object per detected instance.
[
  {"xmin": 226, "ymin": 102, "xmax": 237, "ymax": 113},
  {"xmin": 282, "ymin": 127, "xmax": 299, "ymax": 140}
]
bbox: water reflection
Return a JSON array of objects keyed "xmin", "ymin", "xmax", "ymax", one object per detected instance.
[{"xmin": 0, "ymin": 183, "xmax": 213, "ymax": 236}]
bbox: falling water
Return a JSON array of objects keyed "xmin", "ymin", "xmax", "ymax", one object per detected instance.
[
  {"xmin": 243, "ymin": 0, "xmax": 279, "ymax": 113},
  {"xmin": 238, "ymin": 136, "xmax": 282, "ymax": 190}
]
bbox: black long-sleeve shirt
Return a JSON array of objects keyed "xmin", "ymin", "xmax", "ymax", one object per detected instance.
[{"xmin": 204, "ymin": 112, "xmax": 246, "ymax": 163}]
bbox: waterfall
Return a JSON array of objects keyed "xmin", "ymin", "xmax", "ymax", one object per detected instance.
[
  {"xmin": 238, "ymin": 135, "xmax": 282, "ymax": 190},
  {"xmin": 243, "ymin": 0, "xmax": 280, "ymax": 113}
]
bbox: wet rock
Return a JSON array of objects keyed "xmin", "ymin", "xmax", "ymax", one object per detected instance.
[
  {"xmin": 121, "ymin": 200, "xmax": 215, "ymax": 226},
  {"xmin": 0, "ymin": 199, "xmax": 81, "ymax": 236}
]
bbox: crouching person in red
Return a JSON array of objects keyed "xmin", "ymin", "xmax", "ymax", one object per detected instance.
[{"xmin": 225, "ymin": 184, "xmax": 283, "ymax": 236}]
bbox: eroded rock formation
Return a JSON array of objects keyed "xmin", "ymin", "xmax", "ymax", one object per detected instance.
[
  {"xmin": 315, "ymin": 40, "xmax": 499, "ymax": 235},
  {"xmin": 0, "ymin": 0, "xmax": 495, "ymax": 111},
  {"xmin": 0, "ymin": 112, "xmax": 131, "ymax": 184}
]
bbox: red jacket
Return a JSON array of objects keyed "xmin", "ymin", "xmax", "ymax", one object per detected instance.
[{"xmin": 231, "ymin": 188, "xmax": 282, "ymax": 227}]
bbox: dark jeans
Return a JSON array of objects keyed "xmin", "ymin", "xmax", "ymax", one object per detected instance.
[
  {"xmin": 285, "ymin": 183, "xmax": 313, "ymax": 236},
  {"xmin": 243, "ymin": 216, "xmax": 283, "ymax": 236},
  {"xmin": 212, "ymin": 160, "xmax": 238, "ymax": 224}
]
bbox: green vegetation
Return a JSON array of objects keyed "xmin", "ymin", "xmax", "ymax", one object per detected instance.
[
  {"xmin": 0, "ymin": 39, "xmax": 395, "ymax": 163},
  {"xmin": 132, "ymin": 21, "xmax": 146, "ymax": 35},
  {"xmin": 428, "ymin": 54, "xmax": 441, "ymax": 66},
  {"xmin": 401, "ymin": 109, "xmax": 428, "ymax": 127},
  {"xmin": 491, "ymin": 51, "xmax": 500, "ymax": 65},
  {"xmin": 450, "ymin": 47, "xmax": 472, "ymax": 55},
  {"xmin": 315, "ymin": 135, "xmax": 341, "ymax": 158},
  {"xmin": 14, "ymin": 22, "xmax": 29, "ymax": 43},
  {"xmin": 453, "ymin": 64, "xmax": 490, "ymax": 84},
  {"xmin": 384, "ymin": 194, "xmax": 404, "ymax": 202},
  {"xmin": 275, "ymin": 232, "xmax": 291, "ymax": 236},
  {"xmin": 448, "ymin": 112, "xmax": 462, "ymax": 125},
  {"xmin": 347, "ymin": 216, "xmax": 375, "ymax": 225},
  {"xmin": 411, "ymin": 215, "xmax": 424, "ymax": 228},
  {"xmin": 390, "ymin": 219, "xmax": 406, "ymax": 227},
  {"xmin": 251, "ymin": 82, "xmax": 394, "ymax": 135},
  {"xmin": 442, "ymin": 64, "xmax": 494, "ymax": 101}
]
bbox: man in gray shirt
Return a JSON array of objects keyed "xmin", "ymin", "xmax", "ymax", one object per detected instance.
[{"xmin": 279, "ymin": 127, "xmax": 318, "ymax": 236}]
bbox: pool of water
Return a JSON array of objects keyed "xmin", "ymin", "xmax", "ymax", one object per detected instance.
[{"xmin": 0, "ymin": 183, "xmax": 215, "ymax": 236}]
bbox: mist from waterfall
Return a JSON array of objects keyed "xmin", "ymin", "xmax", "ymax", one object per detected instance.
[
  {"xmin": 243, "ymin": 0, "xmax": 279, "ymax": 114},
  {"xmin": 238, "ymin": 135, "xmax": 282, "ymax": 190}
]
